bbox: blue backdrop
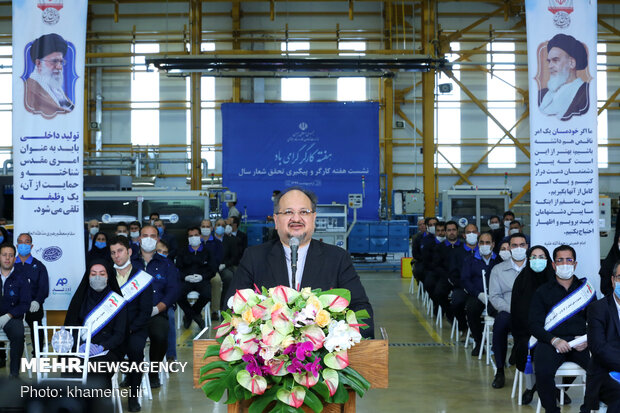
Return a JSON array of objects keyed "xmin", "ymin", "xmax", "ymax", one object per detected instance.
[{"xmin": 222, "ymin": 102, "xmax": 380, "ymax": 220}]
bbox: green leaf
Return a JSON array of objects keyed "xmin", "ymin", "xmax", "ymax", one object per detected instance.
[
  {"xmin": 202, "ymin": 360, "xmax": 230, "ymax": 373},
  {"xmin": 317, "ymin": 288, "xmax": 351, "ymax": 303},
  {"xmin": 338, "ymin": 372, "xmax": 365, "ymax": 397},
  {"xmin": 312, "ymin": 381, "xmax": 330, "ymax": 401},
  {"xmin": 331, "ymin": 383, "xmax": 349, "ymax": 404},
  {"xmin": 354, "ymin": 309, "xmax": 370, "ymax": 320},
  {"xmin": 201, "ymin": 378, "xmax": 227, "ymax": 402},
  {"xmin": 342, "ymin": 366, "xmax": 371, "ymax": 391},
  {"xmin": 248, "ymin": 386, "xmax": 280, "ymax": 413},
  {"xmin": 204, "ymin": 344, "xmax": 221, "ymax": 358},
  {"xmin": 201, "ymin": 371, "xmax": 226, "ymax": 380},
  {"xmin": 303, "ymin": 388, "xmax": 323, "ymax": 413}
]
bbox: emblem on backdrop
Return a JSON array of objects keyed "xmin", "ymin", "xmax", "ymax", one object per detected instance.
[
  {"xmin": 548, "ymin": 0, "xmax": 574, "ymax": 29},
  {"xmin": 37, "ymin": 0, "xmax": 63, "ymax": 25}
]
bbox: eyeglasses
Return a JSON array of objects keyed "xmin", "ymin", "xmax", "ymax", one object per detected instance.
[
  {"xmin": 554, "ymin": 258, "xmax": 574, "ymax": 264},
  {"xmin": 276, "ymin": 209, "xmax": 315, "ymax": 217},
  {"xmin": 42, "ymin": 58, "xmax": 66, "ymax": 66}
]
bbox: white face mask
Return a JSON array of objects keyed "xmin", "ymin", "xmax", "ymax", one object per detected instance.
[
  {"xmin": 89, "ymin": 275, "xmax": 107, "ymax": 292},
  {"xmin": 225, "ymin": 225, "xmax": 233, "ymax": 235},
  {"xmin": 201, "ymin": 227, "xmax": 211, "ymax": 237},
  {"xmin": 511, "ymin": 247, "xmax": 527, "ymax": 261},
  {"xmin": 465, "ymin": 233, "xmax": 478, "ymax": 245},
  {"xmin": 130, "ymin": 231, "xmax": 140, "ymax": 239},
  {"xmin": 479, "ymin": 245, "xmax": 492, "ymax": 256},
  {"xmin": 428, "ymin": 226, "xmax": 436, "ymax": 235},
  {"xmin": 509, "ymin": 228, "xmax": 520, "ymax": 235},
  {"xmin": 489, "ymin": 223, "xmax": 500, "ymax": 230},
  {"xmin": 90, "ymin": 227, "xmax": 99, "ymax": 236},
  {"xmin": 436, "ymin": 236, "xmax": 446, "ymax": 243},
  {"xmin": 504, "ymin": 220, "xmax": 512, "ymax": 227},
  {"xmin": 117, "ymin": 232, "xmax": 128, "ymax": 238},
  {"xmin": 188, "ymin": 236, "xmax": 202, "ymax": 247},
  {"xmin": 140, "ymin": 237, "xmax": 157, "ymax": 252},
  {"xmin": 499, "ymin": 250, "xmax": 512, "ymax": 261},
  {"xmin": 556, "ymin": 264, "xmax": 574, "ymax": 280}
]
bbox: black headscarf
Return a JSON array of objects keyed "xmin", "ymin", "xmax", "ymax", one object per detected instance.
[
  {"xmin": 600, "ymin": 232, "xmax": 620, "ymax": 296},
  {"xmin": 65, "ymin": 259, "xmax": 121, "ymax": 327},
  {"xmin": 86, "ymin": 231, "xmax": 112, "ymax": 265}
]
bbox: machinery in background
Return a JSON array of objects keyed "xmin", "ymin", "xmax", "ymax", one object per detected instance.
[
  {"xmin": 441, "ymin": 187, "xmax": 511, "ymax": 232},
  {"xmin": 312, "ymin": 203, "xmax": 348, "ymax": 249}
]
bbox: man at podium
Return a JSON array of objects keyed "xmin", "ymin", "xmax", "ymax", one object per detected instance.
[{"xmin": 226, "ymin": 187, "xmax": 374, "ymax": 338}]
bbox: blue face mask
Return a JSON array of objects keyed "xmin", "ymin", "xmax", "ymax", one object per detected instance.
[
  {"xmin": 215, "ymin": 226, "xmax": 225, "ymax": 236},
  {"xmin": 95, "ymin": 241, "xmax": 106, "ymax": 249},
  {"xmin": 17, "ymin": 244, "xmax": 31, "ymax": 256},
  {"xmin": 530, "ymin": 258, "xmax": 547, "ymax": 273},
  {"xmin": 157, "ymin": 227, "xmax": 164, "ymax": 236},
  {"xmin": 615, "ymin": 281, "xmax": 620, "ymax": 299},
  {"xmin": 157, "ymin": 252, "xmax": 168, "ymax": 258},
  {"xmin": 0, "ymin": 235, "xmax": 4, "ymax": 244}
]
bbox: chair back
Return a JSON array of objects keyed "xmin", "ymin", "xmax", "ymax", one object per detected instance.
[{"xmin": 33, "ymin": 321, "xmax": 92, "ymax": 385}]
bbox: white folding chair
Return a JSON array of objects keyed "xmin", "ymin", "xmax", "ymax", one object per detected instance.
[
  {"xmin": 0, "ymin": 324, "xmax": 33, "ymax": 379},
  {"xmin": 33, "ymin": 321, "xmax": 92, "ymax": 385},
  {"xmin": 408, "ymin": 276, "xmax": 415, "ymax": 294},
  {"xmin": 479, "ymin": 270, "xmax": 495, "ymax": 365},
  {"xmin": 435, "ymin": 305, "xmax": 443, "ymax": 329},
  {"xmin": 536, "ymin": 361, "xmax": 586, "ymax": 413},
  {"xmin": 177, "ymin": 292, "xmax": 212, "ymax": 329},
  {"xmin": 511, "ymin": 369, "xmax": 524, "ymax": 405}
]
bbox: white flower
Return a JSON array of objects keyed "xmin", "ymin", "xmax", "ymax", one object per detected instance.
[
  {"xmin": 324, "ymin": 320, "xmax": 362, "ymax": 353},
  {"xmin": 227, "ymin": 295, "xmax": 234, "ymax": 309},
  {"xmin": 293, "ymin": 305, "xmax": 317, "ymax": 327},
  {"xmin": 237, "ymin": 321, "xmax": 252, "ymax": 335},
  {"xmin": 259, "ymin": 345, "xmax": 278, "ymax": 362}
]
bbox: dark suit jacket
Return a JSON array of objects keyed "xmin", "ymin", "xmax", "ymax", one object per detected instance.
[
  {"xmin": 586, "ymin": 294, "xmax": 620, "ymax": 407},
  {"xmin": 227, "ymin": 239, "xmax": 374, "ymax": 338}
]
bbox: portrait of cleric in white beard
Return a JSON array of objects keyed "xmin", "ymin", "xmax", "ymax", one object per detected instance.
[
  {"xmin": 537, "ymin": 33, "xmax": 590, "ymax": 122},
  {"xmin": 24, "ymin": 33, "xmax": 75, "ymax": 119}
]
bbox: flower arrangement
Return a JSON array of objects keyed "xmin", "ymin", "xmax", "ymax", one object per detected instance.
[{"xmin": 200, "ymin": 285, "xmax": 371, "ymax": 412}]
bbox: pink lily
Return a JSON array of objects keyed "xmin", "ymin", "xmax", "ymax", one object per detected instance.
[
  {"xmin": 301, "ymin": 325, "xmax": 326, "ymax": 351},
  {"xmin": 318, "ymin": 294, "xmax": 350, "ymax": 312},
  {"xmin": 322, "ymin": 369, "xmax": 339, "ymax": 396}
]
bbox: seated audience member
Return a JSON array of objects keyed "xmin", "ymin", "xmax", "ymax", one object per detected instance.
[
  {"xmin": 586, "ymin": 260, "xmax": 620, "ymax": 412},
  {"xmin": 498, "ymin": 241, "xmax": 511, "ymax": 261},
  {"xmin": 176, "ymin": 227, "xmax": 216, "ymax": 329},
  {"xmin": 412, "ymin": 217, "xmax": 437, "ymax": 288},
  {"xmin": 153, "ymin": 219, "xmax": 178, "ymax": 261},
  {"xmin": 423, "ymin": 221, "xmax": 446, "ymax": 302},
  {"xmin": 501, "ymin": 220, "xmax": 530, "ymax": 245},
  {"xmin": 430, "ymin": 220, "xmax": 462, "ymax": 325},
  {"xmin": 488, "ymin": 215, "xmax": 504, "ymax": 254},
  {"xmin": 461, "ymin": 232, "xmax": 499, "ymax": 356},
  {"xmin": 14, "ymin": 233, "xmax": 49, "ymax": 356},
  {"xmin": 444, "ymin": 223, "xmax": 479, "ymax": 331},
  {"xmin": 64, "ymin": 260, "xmax": 127, "ymax": 389},
  {"xmin": 129, "ymin": 221, "xmax": 142, "ymax": 254},
  {"xmin": 131, "ymin": 225, "xmax": 180, "ymax": 389},
  {"xmin": 0, "ymin": 243, "xmax": 30, "ymax": 378},
  {"xmin": 154, "ymin": 240, "xmax": 178, "ymax": 364},
  {"xmin": 211, "ymin": 218, "xmax": 242, "ymax": 313},
  {"xmin": 85, "ymin": 219, "xmax": 100, "ymax": 252},
  {"xmin": 227, "ymin": 215, "xmax": 248, "ymax": 256},
  {"xmin": 599, "ymin": 232, "xmax": 620, "ymax": 296},
  {"xmin": 501, "ymin": 211, "xmax": 516, "ymax": 238},
  {"xmin": 529, "ymin": 245, "xmax": 594, "ymax": 413},
  {"xmin": 510, "ymin": 245, "xmax": 554, "ymax": 404},
  {"xmin": 87, "ymin": 231, "xmax": 112, "ymax": 265},
  {"xmin": 488, "ymin": 233, "xmax": 528, "ymax": 389},
  {"xmin": 109, "ymin": 236, "xmax": 152, "ymax": 412},
  {"xmin": 199, "ymin": 219, "xmax": 213, "ymax": 244}
]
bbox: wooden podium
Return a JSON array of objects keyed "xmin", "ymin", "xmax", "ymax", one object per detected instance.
[{"xmin": 193, "ymin": 337, "xmax": 389, "ymax": 413}]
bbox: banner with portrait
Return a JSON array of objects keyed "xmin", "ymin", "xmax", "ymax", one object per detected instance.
[
  {"xmin": 12, "ymin": 1, "xmax": 87, "ymax": 310},
  {"xmin": 526, "ymin": 0, "xmax": 600, "ymax": 292}
]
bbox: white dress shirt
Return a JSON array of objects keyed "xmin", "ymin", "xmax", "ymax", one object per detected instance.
[{"xmin": 283, "ymin": 243, "xmax": 310, "ymax": 290}]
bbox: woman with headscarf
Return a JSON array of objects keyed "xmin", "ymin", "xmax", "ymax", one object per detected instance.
[
  {"xmin": 599, "ymin": 232, "xmax": 620, "ymax": 296},
  {"xmin": 86, "ymin": 231, "xmax": 112, "ymax": 265},
  {"xmin": 65, "ymin": 259, "xmax": 127, "ymax": 389},
  {"xmin": 510, "ymin": 245, "xmax": 555, "ymax": 404}
]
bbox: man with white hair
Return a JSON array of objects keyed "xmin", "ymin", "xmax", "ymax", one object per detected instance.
[
  {"xmin": 25, "ymin": 33, "xmax": 74, "ymax": 119},
  {"xmin": 538, "ymin": 33, "xmax": 589, "ymax": 121}
]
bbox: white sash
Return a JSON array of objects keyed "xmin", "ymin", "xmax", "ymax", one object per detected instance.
[
  {"xmin": 81, "ymin": 291, "xmax": 126, "ymax": 340},
  {"xmin": 120, "ymin": 270, "xmax": 153, "ymax": 303},
  {"xmin": 528, "ymin": 280, "xmax": 595, "ymax": 349}
]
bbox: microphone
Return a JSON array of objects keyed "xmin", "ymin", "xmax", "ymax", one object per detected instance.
[{"xmin": 289, "ymin": 237, "xmax": 300, "ymax": 290}]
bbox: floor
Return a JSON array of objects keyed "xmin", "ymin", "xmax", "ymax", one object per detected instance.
[{"xmin": 11, "ymin": 271, "xmax": 592, "ymax": 412}]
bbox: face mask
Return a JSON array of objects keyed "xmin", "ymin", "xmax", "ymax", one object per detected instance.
[
  {"xmin": 130, "ymin": 231, "xmax": 140, "ymax": 239},
  {"xmin": 499, "ymin": 250, "xmax": 512, "ymax": 261},
  {"xmin": 436, "ymin": 236, "xmax": 446, "ymax": 243},
  {"xmin": 530, "ymin": 258, "xmax": 547, "ymax": 273},
  {"xmin": 225, "ymin": 225, "xmax": 233, "ymax": 235},
  {"xmin": 614, "ymin": 281, "xmax": 620, "ymax": 299},
  {"xmin": 0, "ymin": 236, "xmax": 4, "ymax": 244},
  {"xmin": 509, "ymin": 228, "xmax": 520, "ymax": 235},
  {"xmin": 113, "ymin": 259, "xmax": 131, "ymax": 270},
  {"xmin": 511, "ymin": 247, "xmax": 527, "ymax": 261},
  {"xmin": 556, "ymin": 264, "xmax": 574, "ymax": 280},
  {"xmin": 90, "ymin": 227, "xmax": 99, "ymax": 236},
  {"xmin": 141, "ymin": 237, "xmax": 157, "ymax": 252},
  {"xmin": 465, "ymin": 233, "xmax": 478, "ymax": 245},
  {"xmin": 427, "ymin": 226, "xmax": 436, "ymax": 235},
  {"xmin": 89, "ymin": 275, "xmax": 107, "ymax": 292},
  {"xmin": 504, "ymin": 220, "xmax": 512, "ymax": 228},
  {"xmin": 188, "ymin": 236, "xmax": 202, "ymax": 247},
  {"xmin": 479, "ymin": 245, "xmax": 492, "ymax": 256},
  {"xmin": 157, "ymin": 252, "xmax": 168, "ymax": 258},
  {"xmin": 215, "ymin": 226, "xmax": 225, "ymax": 236},
  {"xmin": 157, "ymin": 227, "xmax": 164, "ymax": 236},
  {"xmin": 95, "ymin": 241, "xmax": 106, "ymax": 249},
  {"xmin": 117, "ymin": 232, "xmax": 128, "ymax": 238},
  {"xmin": 489, "ymin": 223, "xmax": 500, "ymax": 230},
  {"xmin": 271, "ymin": 196, "xmax": 275, "ymax": 202},
  {"xmin": 201, "ymin": 227, "xmax": 211, "ymax": 237},
  {"xmin": 17, "ymin": 244, "xmax": 31, "ymax": 256}
]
